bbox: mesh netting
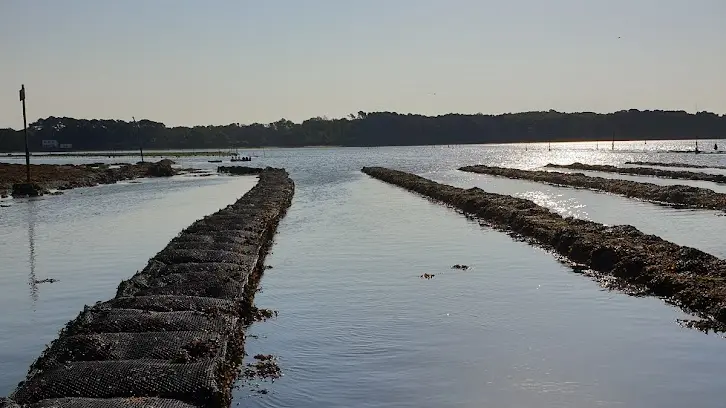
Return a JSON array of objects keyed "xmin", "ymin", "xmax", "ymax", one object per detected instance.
[
  {"xmin": 170, "ymin": 232, "xmax": 257, "ymax": 246},
  {"xmin": 12, "ymin": 360, "xmax": 223, "ymax": 406},
  {"xmin": 65, "ymin": 309, "xmax": 237, "ymax": 336},
  {"xmin": 101, "ymin": 296, "xmax": 238, "ymax": 314},
  {"xmin": 181, "ymin": 222, "xmax": 264, "ymax": 236},
  {"xmin": 161, "ymin": 241, "xmax": 257, "ymax": 255},
  {"xmin": 0, "ymin": 398, "xmax": 21, "ymax": 408},
  {"xmin": 152, "ymin": 249, "xmax": 253, "ymax": 266},
  {"xmin": 27, "ymin": 397, "xmax": 200, "ymax": 408},
  {"xmin": 134, "ymin": 261, "xmax": 245, "ymax": 279},
  {"xmin": 117, "ymin": 270, "xmax": 246, "ymax": 300},
  {"xmin": 31, "ymin": 331, "xmax": 228, "ymax": 371}
]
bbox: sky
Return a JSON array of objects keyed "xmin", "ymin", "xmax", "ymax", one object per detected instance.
[{"xmin": 1, "ymin": 0, "xmax": 725, "ymax": 128}]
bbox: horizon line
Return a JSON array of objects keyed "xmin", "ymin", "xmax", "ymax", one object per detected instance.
[{"xmin": 2, "ymin": 108, "xmax": 724, "ymax": 130}]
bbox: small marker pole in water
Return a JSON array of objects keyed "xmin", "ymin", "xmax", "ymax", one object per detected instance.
[
  {"xmin": 20, "ymin": 84, "xmax": 30, "ymax": 183},
  {"xmin": 133, "ymin": 117, "xmax": 144, "ymax": 162}
]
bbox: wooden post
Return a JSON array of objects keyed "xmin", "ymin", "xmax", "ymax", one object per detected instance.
[
  {"xmin": 133, "ymin": 117, "xmax": 144, "ymax": 162},
  {"xmin": 20, "ymin": 84, "xmax": 30, "ymax": 182}
]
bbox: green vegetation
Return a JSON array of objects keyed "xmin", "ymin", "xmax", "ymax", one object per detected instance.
[{"xmin": 1, "ymin": 110, "xmax": 724, "ymax": 152}]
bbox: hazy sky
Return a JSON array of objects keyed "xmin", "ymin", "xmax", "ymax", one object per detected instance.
[{"xmin": 1, "ymin": 0, "xmax": 724, "ymax": 128}]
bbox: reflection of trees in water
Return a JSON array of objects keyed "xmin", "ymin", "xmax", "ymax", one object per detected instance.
[{"xmin": 26, "ymin": 200, "xmax": 38, "ymax": 305}]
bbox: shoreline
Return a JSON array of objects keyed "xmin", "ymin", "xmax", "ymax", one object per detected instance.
[
  {"xmin": 0, "ymin": 160, "xmax": 179, "ymax": 198},
  {"xmin": 1, "ymin": 146, "xmax": 342, "ymax": 158}
]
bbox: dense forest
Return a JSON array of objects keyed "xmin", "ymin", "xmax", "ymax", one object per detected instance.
[{"xmin": 1, "ymin": 110, "xmax": 724, "ymax": 152}]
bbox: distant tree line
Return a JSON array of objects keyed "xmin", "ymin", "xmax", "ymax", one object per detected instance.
[{"xmin": 0, "ymin": 110, "xmax": 724, "ymax": 152}]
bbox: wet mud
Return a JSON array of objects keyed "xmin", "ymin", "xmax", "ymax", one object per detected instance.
[
  {"xmin": 461, "ymin": 165, "xmax": 726, "ymax": 212},
  {"xmin": 547, "ymin": 162, "xmax": 726, "ymax": 185},
  {"xmin": 0, "ymin": 160, "xmax": 179, "ymax": 197},
  {"xmin": 362, "ymin": 166, "xmax": 726, "ymax": 334},
  {"xmin": 3, "ymin": 168, "xmax": 294, "ymax": 408}
]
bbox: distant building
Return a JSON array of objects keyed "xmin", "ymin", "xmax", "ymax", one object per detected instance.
[
  {"xmin": 59, "ymin": 143, "xmax": 72, "ymax": 149},
  {"xmin": 41, "ymin": 139, "xmax": 58, "ymax": 149}
]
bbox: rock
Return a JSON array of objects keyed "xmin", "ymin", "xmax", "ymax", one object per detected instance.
[
  {"xmin": 146, "ymin": 160, "xmax": 175, "ymax": 177},
  {"xmin": 11, "ymin": 183, "xmax": 46, "ymax": 198}
]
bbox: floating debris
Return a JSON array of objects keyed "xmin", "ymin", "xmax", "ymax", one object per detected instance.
[
  {"xmin": 243, "ymin": 354, "xmax": 281, "ymax": 381},
  {"xmin": 32, "ymin": 278, "xmax": 58, "ymax": 284},
  {"xmin": 451, "ymin": 264, "xmax": 469, "ymax": 270},
  {"xmin": 420, "ymin": 273, "xmax": 435, "ymax": 279},
  {"xmin": 245, "ymin": 306, "xmax": 278, "ymax": 324}
]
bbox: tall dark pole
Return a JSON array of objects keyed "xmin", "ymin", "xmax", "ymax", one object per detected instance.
[
  {"xmin": 133, "ymin": 117, "xmax": 144, "ymax": 162},
  {"xmin": 20, "ymin": 84, "xmax": 30, "ymax": 182}
]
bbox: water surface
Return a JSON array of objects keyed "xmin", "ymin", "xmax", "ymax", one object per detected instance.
[{"xmin": 1, "ymin": 141, "xmax": 726, "ymax": 407}]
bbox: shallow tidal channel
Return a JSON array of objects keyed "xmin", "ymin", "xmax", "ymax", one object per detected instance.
[{"xmin": 238, "ymin": 171, "xmax": 726, "ymax": 408}]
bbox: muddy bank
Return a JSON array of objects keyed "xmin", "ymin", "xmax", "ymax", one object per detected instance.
[
  {"xmin": 3, "ymin": 168, "xmax": 294, "ymax": 408},
  {"xmin": 547, "ymin": 162, "xmax": 726, "ymax": 184},
  {"xmin": 0, "ymin": 160, "xmax": 178, "ymax": 197},
  {"xmin": 218, "ymin": 166, "xmax": 263, "ymax": 176},
  {"xmin": 461, "ymin": 165, "xmax": 726, "ymax": 212},
  {"xmin": 362, "ymin": 166, "xmax": 726, "ymax": 331},
  {"xmin": 626, "ymin": 161, "xmax": 726, "ymax": 170}
]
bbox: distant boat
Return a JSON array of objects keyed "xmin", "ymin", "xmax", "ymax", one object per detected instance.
[{"xmin": 208, "ymin": 159, "xmax": 223, "ymax": 163}]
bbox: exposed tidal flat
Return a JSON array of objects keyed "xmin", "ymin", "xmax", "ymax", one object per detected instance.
[
  {"xmin": 461, "ymin": 164, "xmax": 726, "ymax": 212},
  {"xmin": 548, "ymin": 162, "xmax": 726, "ymax": 184},
  {"xmin": 3, "ymin": 140, "xmax": 726, "ymax": 407},
  {"xmin": 0, "ymin": 160, "xmax": 183, "ymax": 198}
]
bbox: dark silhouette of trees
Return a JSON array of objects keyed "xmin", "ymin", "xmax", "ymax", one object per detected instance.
[{"xmin": 0, "ymin": 110, "xmax": 724, "ymax": 152}]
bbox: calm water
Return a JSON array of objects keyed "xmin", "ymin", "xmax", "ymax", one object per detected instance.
[{"xmin": 2, "ymin": 140, "xmax": 726, "ymax": 407}]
